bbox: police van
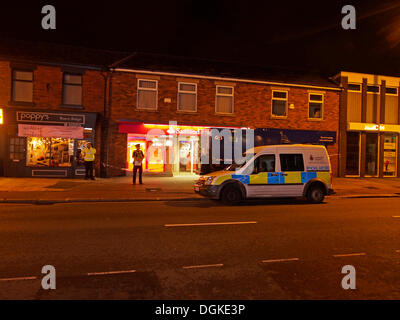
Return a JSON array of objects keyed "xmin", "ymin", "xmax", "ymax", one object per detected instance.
[{"xmin": 194, "ymin": 144, "xmax": 334, "ymax": 204}]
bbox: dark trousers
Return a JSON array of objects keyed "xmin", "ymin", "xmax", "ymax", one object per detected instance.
[
  {"xmin": 133, "ymin": 165, "xmax": 143, "ymax": 184},
  {"xmin": 84, "ymin": 161, "xmax": 94, "ymax": 179}
]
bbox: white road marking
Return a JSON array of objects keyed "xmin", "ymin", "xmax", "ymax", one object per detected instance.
[
  {"xmin": 0, "ymin": 276, "xmax": 37, "ymax": 282},
  {"xmin": 87, "ymin": 270, "xmax": 136, "ymax": 276},
  {"xmin": 333, "ymin": 253, "xmax": 366, "ymax": 258},
  {"xmin": 183, "ymin": 264, "xmax": 223, "ymax": 269},
  {"xmin": 262, "ymin": 258, "xmax": 299, "ymax": 263},
  {"xmin": 165, "ymin": 221, "xmax": 257, "ymax": 227}
]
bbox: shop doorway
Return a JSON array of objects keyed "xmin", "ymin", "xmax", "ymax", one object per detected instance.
[
  {"xmin": 346, "ymin": 132, "xmax": 360, "ymax": 176},
  {"xmin": 383, "ymin": 134, "xmax": 397, "ymax": 177},
  {"xmin": 178, "ymin": 137, "xmax": 199, "ymax": 174},
  {"xmin": 365, "ymin": 133, "xmax": 379, "ymax": 176}
]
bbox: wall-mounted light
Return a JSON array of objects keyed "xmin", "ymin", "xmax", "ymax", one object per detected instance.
[{"xmin": 0, "ymin": 108, "xmax": 3, "ymax": 124}]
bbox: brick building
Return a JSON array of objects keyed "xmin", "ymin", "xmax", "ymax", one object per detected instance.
[
  {"xmin": 103, "ymin": 54, "xmax": 341, "ymax": 177},
  {"xmin": 0, "ymin": 40, "xmax": 125, "ymax": 178}
]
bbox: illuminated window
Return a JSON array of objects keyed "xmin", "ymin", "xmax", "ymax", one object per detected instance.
[
  {"xmin": 271, "ymin": 90, "xmax": 288, "ymax": 117},
  {"xmin": 216, "ymin": 86, "xmax": 234, "ymax": 114},
  {"xmin": 12, "ymin": 70, "xmax": 33, "ymax": 102},
  {"xmin": 26, "ymin": 137, "xmax": 73, "ymax": 167},
  {"xmin": 178, "ymin": 83, "xmax": 197, "ymax": 112},
  {"xmin": 137, "ymin": 79, "xmax": 158, "ymax": 110},
  {"xmin": 63, "ymin": 73, "xmax": 82, "ymax": 105},
  {"xmin": 308, "ymin": 93, "xmax": 324, "ymax": 119}
]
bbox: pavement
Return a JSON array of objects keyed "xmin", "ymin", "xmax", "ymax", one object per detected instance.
[{"xmin": 0, "ymin": 174, "xmax": 400, "ymax": 204}]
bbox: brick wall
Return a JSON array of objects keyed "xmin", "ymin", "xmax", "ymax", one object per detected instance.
[
  {"xmin": 108, "ymin": 72, "xmax": 340, "ymax": 176},
  {"xmin": 0, "ymin": 61, "xmax": 105, "ymax": 174}
]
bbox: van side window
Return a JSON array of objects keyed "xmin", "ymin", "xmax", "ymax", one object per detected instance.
[
  {"xmin": 254, "ymin": 154, "xmax": 275, "ymax": 173},
  {"xmin": 280, "ymin": 154, "xmax": 304, "ymax": 171}
]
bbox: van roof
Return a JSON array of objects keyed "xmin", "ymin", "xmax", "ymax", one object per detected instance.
[{"xmin": 245, "ymin": 144, "xmax": 326, "ymax": 155}]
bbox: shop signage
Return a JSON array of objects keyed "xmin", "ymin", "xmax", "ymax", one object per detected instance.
[
  {"xmin": 18, "ymin": 124, "xmax": 84, "ymax": 139},
  {"xmin": 348, "ymin": 122, "xmax": 400, "ymax": 133},
  {"xmin": 17, "ymin": 111, "xmax": 85, "ymax": 124}
]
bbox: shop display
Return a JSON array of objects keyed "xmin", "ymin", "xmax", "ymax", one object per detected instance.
[{"xmin": 27, "ymin": 137, "xmax": 73, "ymax": 167}]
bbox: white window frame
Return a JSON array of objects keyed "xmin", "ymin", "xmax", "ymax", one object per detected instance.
[
  {"xmin": 348, "ymin": 83, "xmax": 361, "ymax": 93},
  {"xmin": 385, "ymin": 86, "xmax": 398, "ymax": 96},
  {"xmin": 271, "ymin": 90, "xmax": 288, "ymax": 118},
  {"xmin": 177, "ymin": 82, "xmax": 197, "ymax": 112},
  {"xmin": 215, "ymin": 85, "xmax": 234, "ymax": 114},
  {"xmin": 137, "ymin": 79, "xmax": 158, "ymax": 110},
  {"xmin": 308, "ymin": 92, "xmax": 324, "ymax": 120}
]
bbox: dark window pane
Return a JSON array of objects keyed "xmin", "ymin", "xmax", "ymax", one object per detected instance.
[
  {"xmin": 139, "ymin": 80, "xmax": 157, "ymax": 89},
  {"xmin": 272, "ymin": 100, "xmax": 287, "ymax": 116},
  {"xmin": 386, "ymin": 87, "xmax": 397, "ymax": 95},
  {"xmin": 367, "ymin": 85, "xmax": 379, "ymax": 93},
  {"xmin": 280, "ymin": 154, "xmax": 304, "ymax": 171},
  {"xmin": 273, "ymin": 91, "xmax": 287, "ymax": 99},
  {"xmin": 64, "ymin": 74, "xmax": 82, "ymax": 85},
  {"xmin": 217, "ymin": 86, "xmax": 233, "ymax": 95},
  {"xmin": 309, "ymin": 102, "xmax": 322, "ymax": 118},
  {"xmin": 13, "ymin": 70, "xmax": 33, "ymax": 81},
  {"xmin": 309, "ymin": 94, "xmax": 323, "ymax": 101},
  {"xmin": 255, "ymin": 154, "xmax": 275, "ymax": 173},
  {"xmin": 63, "ymin": 84, "xmax": 82, "ymax": 105},
  {"xmin": 348, "ymin": 84, "xmax": 361, "ymax": 91}
]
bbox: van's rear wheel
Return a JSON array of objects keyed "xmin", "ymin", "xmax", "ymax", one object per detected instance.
[
  {"xmin": 307, "ymin": 185, "xmax": 325, "ymax": 203},
  {"xmin": 221, "ymin": 185, "xmax": 242, "ymax": 205}
]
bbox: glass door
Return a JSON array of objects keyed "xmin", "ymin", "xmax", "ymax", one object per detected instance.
[
  {"xmin": 365, "ymin": 133, "xmax": 379, "ymax": 176},
  {"xmin": 383, "ymin": 134, "xmax": 397, "ymax": 177},
  {"xmin": 346, "ymin": 132, "xmax": 360, "ymax": 176}
]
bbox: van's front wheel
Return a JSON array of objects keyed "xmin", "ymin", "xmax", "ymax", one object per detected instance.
[
  {"xmin": 220, "ymin": 185, "xmax": 242, "ymax": 205},
  {"xmin": 307, "ymin": 185, "xmax": 325, "ymax": 203}
]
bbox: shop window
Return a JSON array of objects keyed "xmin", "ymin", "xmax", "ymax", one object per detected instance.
[
  {"xmin": 280, "ymin": 154, "xmax": 304, "ymax": 172},
  {"xmin": 27, "ymin": 137, "xmax": 73, "ymax": 167},
  {"xmin": 271, "ymin": 90, "xmax": 288, "ymax": 117},
  {"xmin": 12, "ymin": 70, "xmax": 33, "ymax": 103},
  {"xmin": 9, "ymin": 137, "xmax": 25, "ymax": 161},
  {"xmin": 346, "ymin": 132, "xmax": 360, "ymax": 176},
  {"xmin": 308, "ymin": 93, "xmax": 324, "ymax": 119},
  {"xmin": 216, "ymin": 86, "xmax": 234, "ymax": 114},
  {"xmin": 63, "ymin": 73, "xmax": 82, "ymax": 106},
  {"xmin": 178, "ymin": 83, "xmax": 197, "ymax": 112},
  {"xmin": 137, "ymin": 79, "xmax": 157, "ymax": 110},
  {"xmin": 383, "ymin": 134, "xmax": 397, "ymax": 177}
]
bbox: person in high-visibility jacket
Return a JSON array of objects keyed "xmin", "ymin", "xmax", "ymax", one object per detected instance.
[{"xmin": 82, "ymin": 142, "xmax": 96, "ymax": 180}]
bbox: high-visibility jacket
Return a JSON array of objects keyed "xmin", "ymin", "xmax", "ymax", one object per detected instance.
[{"xmin": 82, "ymin": 147, "xmax": 96, "ymax": 161}]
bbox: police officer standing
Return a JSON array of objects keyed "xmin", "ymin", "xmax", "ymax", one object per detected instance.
[
  {"xmin": 132, "ymin": 144, "xmax": 144, "ymax": 184},
  {"xmin": 82, "ymin": 142, "xmax": 96, "ymax": 180}
]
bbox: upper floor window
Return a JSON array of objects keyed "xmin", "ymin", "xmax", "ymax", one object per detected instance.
[
  {"xmin": 178, "ymin": 82, "xmax": 197, "ymax": 112},
  {"xmin": 137, "ymin": 79, "xmax": 158, "ymax": 110},
  {"xmin": 63, "ymin": 73, "xmax": 82, "ymax": 106},
  {"xmin": 216, "ymin": 86, "xmax": 234, "ymax": 114},
  {"xmin": 348, "ymin": 83, "xmax": 361, "ymax": 92},
  {"xmin": 386, "ymin": 87, "xmax": 398, "ymax": 95},
  {"xmin": 271, "ymin": 90, "xmax": 288, "ymax": 117},
  {"xmin": 308, "ymin": 93, "xmax": 324, "ymax": 119},
  {"xmin": 12, "ymin": 70, "xmax": 33, "ymax": 103},
  {"xmin": 367, "ymin": 85, "xmax": 380, "ymax": 94}
]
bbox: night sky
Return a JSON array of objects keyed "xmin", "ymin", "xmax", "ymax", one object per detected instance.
[{"xmin": 1, "ymin": 0, "xmax": 400, "ymax": 75}]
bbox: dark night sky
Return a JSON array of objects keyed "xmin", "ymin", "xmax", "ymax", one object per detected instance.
[{"xmin": 1, "ymin": 0, "xmax": 400, "ymax": 75}]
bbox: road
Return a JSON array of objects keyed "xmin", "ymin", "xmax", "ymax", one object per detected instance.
[{"xmin": 0, "ymin": 197, "xmax": 399, "ymax": 299}]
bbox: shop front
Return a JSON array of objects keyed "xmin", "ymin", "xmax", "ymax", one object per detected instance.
[
  {"xmin": 345, "ymin": 122, "xmax": 400, "ymax": 177},
  {"xmin": 119, "ymin": 122, "xmax": 248, "ymax": 176},
  {"xmin": 0, "ymin": 108, "xmax": 97, "ymax": 178}
]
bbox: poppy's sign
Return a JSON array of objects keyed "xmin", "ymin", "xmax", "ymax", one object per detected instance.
[{"xmin": 17, "ymin": 111, "xmax": 85, "ymax": 125}]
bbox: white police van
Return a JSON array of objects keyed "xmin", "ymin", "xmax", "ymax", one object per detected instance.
[{"xmin": 194, "ymin": 144, "xmax": 334, "ymax": 204}]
